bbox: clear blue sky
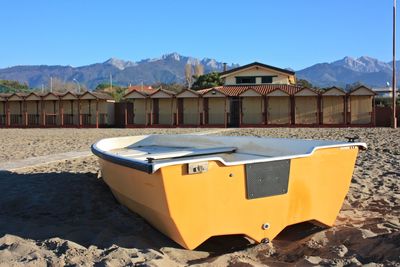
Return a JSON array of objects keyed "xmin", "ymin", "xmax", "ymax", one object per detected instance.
[{"xmin": 0, "ymin": 0, "xmax": 397, "ymax": 70}]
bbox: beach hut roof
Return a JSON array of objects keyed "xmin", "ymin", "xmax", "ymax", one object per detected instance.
[
  {"xmin": 124, "ymin": 86, "xmax": 156, "ymax": 97},
  {"xmin": 77, "ymin": 91, "xmax": 113, "ymax": 100},
  {"xmin": 124, "ymin": 89, "xmax": 148, "ymax": 99},
  {"xmin": 176, "ymin": 89, "xmax": 200, "ymax": 98},
  {"xmin": 60, "ymin": 91, "xmax": 79, "ymax": 100},
  {"xmin": 294, "ymin": 87, "xmax": 319, "ymax": 96},
  {"xmin": 25, "ymin": 92, "xmax": 41, "ymax": 101},
  {"xmin": 322, "ymin": 87, "xmax": 346, "ymax": 96},
  {"xmin": 42, "ymin": 92, "xmax": 60, "ymax": 100},
  {"xmin": 7, "ymin": 93, "xmax": 25, "ymax": 101},
  {"xmin": 200, "ymin": 87, "xmax": 228, "ymax": 97},
  {"xmin": 150, "ymin": 88, "xmax": 176, "ymax": 98},
  {"xmin": 349, "ymin": 85, "xmax": 376, "ymax": 96},
  {"xmin": 266, "ymin": 88, "xmax": 290, "ymax": 96},
  {"xmin": 239, "ymin": 87, "xmax": 263, "ymax": 97}
]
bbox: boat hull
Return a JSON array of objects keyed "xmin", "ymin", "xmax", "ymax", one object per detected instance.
[{"xmin": 98, "ymin": 145, "xmax": 359, "ymax": 249}]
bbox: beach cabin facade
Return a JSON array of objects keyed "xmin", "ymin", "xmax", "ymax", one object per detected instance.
[
  {"xmin": 321, "ymin": 87, "xmax": 346, "ymax": 125},
  {"xmin": 7, "ymin": 93, "xmax": 25, "ymax": 127},
  {"xmin": 42, "ymin": 92, "xmax": 61, "ymax": 126},
  {"xmin": 77, "ymin": 91, "xmax": 114, "ymax": 127},
  {"xmin": 124, "ymin": 90, "xmax": 152, "ymax": 127},
  {"xmin": 150, "ymin": 89, "xmax": 176, "ymax": 127},
  {"xmin": 216, "ymin": 62, "xmax": 297, "ymax": 127},
  {"xmin": 294, "ymin": 88, "xmax": 319, "ymax": 125},
  {"xmin": 266, "ymin": 89, "xmax": 291, "ymax": 125},
  {"xmin": 239, "ymin": 88, "xmax": 264, "ymax": 126},
  {"xmin": 60, "ymin": 92, "xmax": 79, "ymax": 126},
  {"xmin": 202, "ymin": 88, "xmax": 228, "ymax": 127},
  {"xmin": 0, "ymin": 95, "xmax": 6, "ymax": 126},
  {"xmin": 117, "ymin": 62, "xmax": 378, "ymax": 128},
  {"xmin": 0, "ymin": 91, "xmax": 114, "ymax": 128},
  {"xmin": 25, "ymin": 92, "xmax": 42, "ymax": 127},
  {"xmin": 79, "ymin": 92, "xmax": 98, "ymax": 127},
  {"xmin": 176, "ymin": 89, "xmax": 202, "ymax": 127},
  {"xmin": 348, "ymin": 86, "xmax": 376, "ymax": 125}
]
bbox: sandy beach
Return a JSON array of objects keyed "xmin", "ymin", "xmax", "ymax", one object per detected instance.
[{"xmin": 0, "ymin": 128, "xmax": 399, "ymax": 266}]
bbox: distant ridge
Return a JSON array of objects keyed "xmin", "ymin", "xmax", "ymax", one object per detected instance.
[
  {"xmin": 0, "ymin": 53, "xmax": 398, "ymax": 89},
  {"xmin": 296, "ymin": 56, "xmax": 400, "ymax": 88},
  {"xmin": 0, "ymin": 53, "xmax": 239, "ymax": 89}
]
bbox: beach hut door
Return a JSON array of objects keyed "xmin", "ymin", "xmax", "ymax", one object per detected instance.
[{"xmin": 229, "ymin": 97, "xmax": 240, "ymax": 127}]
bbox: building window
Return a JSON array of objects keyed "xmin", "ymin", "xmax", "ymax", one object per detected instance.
[
  {"xmin": 261, "ymin": 76, "xmax": 274, "ymax": 83},
  {"xmin": 236, "ymin": 76, "xmax": 256, "ymax": 84}
]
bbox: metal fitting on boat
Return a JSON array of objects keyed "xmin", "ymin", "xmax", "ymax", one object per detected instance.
[
  {"xmin": 261, "ymin": 238, "xmax": 270, "ymax": 244},
  {"xmin": 345, "ymin": 136, "xmax": 359, "ymax": 143},
  {"xmin": 261, "ymin": 223, "xmax": 270, "ymax": 230}
]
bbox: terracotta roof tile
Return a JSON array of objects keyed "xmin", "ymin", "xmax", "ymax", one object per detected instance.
[{"xmin": 198, "ymin": 84, "xmax": 303, "ymax": 96}]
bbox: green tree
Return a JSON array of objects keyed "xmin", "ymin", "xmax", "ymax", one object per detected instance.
[
  {"xmin": 0, "ymin": 80, "xmax": 30, "ymax": 93},
  {"xmin": 296, "ymin": 79, "xmax": 314, "ymax": 88},
  {"xmin": 95, "ymin": 83, "xmax": 112, "ymax": 91},
  {"xmin": 94, "ymin": 83, "xmax": 126, "ymax": 102},
  {"xmin": 191, "ymin": 72, "xmax": 224, "ymax": 90}
]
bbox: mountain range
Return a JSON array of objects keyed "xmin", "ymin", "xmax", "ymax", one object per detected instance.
[
  {"xmin": 0, "ymin": 53, "xmax": 398, "ymax": 89},
  {"xmin": 297, "ymin": 56, "xmax": 399, "ymax": 88}
]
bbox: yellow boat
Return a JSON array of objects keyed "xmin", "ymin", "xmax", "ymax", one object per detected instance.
[{"xmin": 91, "ymin": 134, "xmax": 366, "ymax": 249}]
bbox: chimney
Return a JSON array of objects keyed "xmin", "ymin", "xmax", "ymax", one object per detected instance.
[{"xmin": 223, "ymin": 63, "xmax": 227, "ymax": 72}]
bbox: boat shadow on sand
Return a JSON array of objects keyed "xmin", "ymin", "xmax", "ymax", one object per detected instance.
[{"xmin": 0, "ymin": 170, "xmax": 324, "ymax": 255}]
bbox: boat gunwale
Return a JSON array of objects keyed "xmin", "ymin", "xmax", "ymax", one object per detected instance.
[{"xmin": 91, "ymin": 135, "xmax": 367, "ymax": 174}]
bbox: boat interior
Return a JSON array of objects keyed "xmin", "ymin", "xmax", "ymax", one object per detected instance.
[{"xmin": 92, "ymin": 135, "xmax": 367, "ymax": 173}]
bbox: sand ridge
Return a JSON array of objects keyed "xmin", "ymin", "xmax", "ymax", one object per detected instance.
[{"xmin": 0, "ymin": 128, "xmax": 399, "ymax": 266}]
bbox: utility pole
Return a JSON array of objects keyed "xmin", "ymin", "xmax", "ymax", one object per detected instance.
[
  {"xmin": 393, "ymin": 0, "xmax": 398, "ymax": 128},
  {"xmin": 110, "ymin": 73, "xmax": 112, "ymax": 91}
]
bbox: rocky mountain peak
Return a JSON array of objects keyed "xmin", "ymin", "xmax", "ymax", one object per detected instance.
[{"xmin": 104, "ymin": 58, "xmax": 136, "ymax": 70}]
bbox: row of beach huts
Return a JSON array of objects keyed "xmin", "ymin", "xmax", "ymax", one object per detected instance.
[
  {"xmin": 0, "ymin": 85, "xmax": 375, "ymax": 128},
  {"xmin": 0, "ymin": 91, "xmax": 114, "ymax": 128},
  {"xmin": 119, "ymin": 85, "xmax": 375, "ymax": 127},
  {"xmin": 0, "ymin": 61, "xmax": 377, "ymax": 128}
]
